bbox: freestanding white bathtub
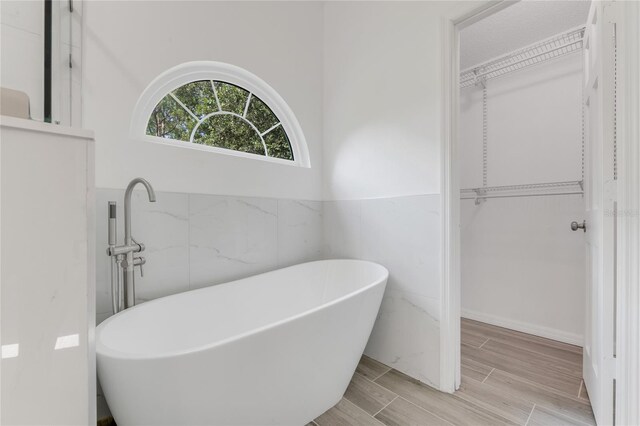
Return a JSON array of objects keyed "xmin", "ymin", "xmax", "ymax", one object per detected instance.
[{"xmin": 96, "ymin": 259, "xmax": 388, "ymax": 425}]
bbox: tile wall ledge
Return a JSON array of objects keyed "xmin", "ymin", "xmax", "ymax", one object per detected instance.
[
  {"xmin": 323, "ymin": 193, "xmax": 441, "ymax": 202},
  {"xmin": 95, "ymin": 186, "xmax": 323, "ymax": 203}
]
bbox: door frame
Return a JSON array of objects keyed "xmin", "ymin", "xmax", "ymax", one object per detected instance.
[
  {"xmin": 440, "ymin": 3, "xmax": 640, "ymax": 423},
  {"xmin": 612, "ymin": 2, "xmax": 640, "ymax": 424},
  {"xmin": 439, "ymin": 0, "xmax": 516, "ymax": 393}
]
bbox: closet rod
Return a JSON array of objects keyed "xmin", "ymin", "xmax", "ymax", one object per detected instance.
[
  {"xmin": 461, "ymin": 191, "xmax": 583, "ymax": 200},
  {"xmin": 460, "ymin": 180, "xmax": 583, "ymax": 193},
  {"xmin": 466, "ymin": 39, "xmax": 581, "ymax": 82},
  {"xmin": 460, "ymin": 26, "xmax": 585, "ymax": 88}
]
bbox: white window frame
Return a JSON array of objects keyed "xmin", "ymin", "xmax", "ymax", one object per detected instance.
[{"xmin": 130, "ymin": 61, "xmax": 310, "ymax": 168}]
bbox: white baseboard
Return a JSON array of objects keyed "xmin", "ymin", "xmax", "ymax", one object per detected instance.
[{"xmin": 461, "ymin": 309, "xmax": 583, "ymax": 347}]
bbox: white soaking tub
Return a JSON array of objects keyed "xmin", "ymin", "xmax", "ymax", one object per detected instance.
[{"xmin": 96, "ymin": 259, "xmax": 388, "ymax": 425}]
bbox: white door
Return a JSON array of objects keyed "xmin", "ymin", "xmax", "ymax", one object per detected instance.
[{"xmin": 582, "ymin": 2, "xmax": 618, "ymax": 425}]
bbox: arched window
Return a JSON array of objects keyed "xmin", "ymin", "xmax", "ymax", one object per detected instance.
[{"xmin": 131, "ymin": 62, "xmax": 310, "ymax": 167}]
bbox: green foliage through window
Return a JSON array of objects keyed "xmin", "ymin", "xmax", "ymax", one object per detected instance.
[{"xmin": 146, "ymin": 80, "xmax": 294, "ymax": 161}]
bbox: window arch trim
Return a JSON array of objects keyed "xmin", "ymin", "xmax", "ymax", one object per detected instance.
[{"xmin": 131, "ymin": 61, "xmax": 310, "ymax": 167}]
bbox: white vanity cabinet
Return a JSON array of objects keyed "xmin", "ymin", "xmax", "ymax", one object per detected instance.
[{"xmin": 0, "ymin": 116, "xmax": 95, "ymax": 425}]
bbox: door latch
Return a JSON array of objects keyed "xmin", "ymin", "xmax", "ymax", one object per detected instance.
[{"xmin": 571, "ymin": 220, "xmax": 586, "ymax": 232}]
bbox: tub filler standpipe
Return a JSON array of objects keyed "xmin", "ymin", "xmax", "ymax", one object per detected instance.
[{"xmin": 107, "ymin": 178, "xmax": 156, "ymax": 314}]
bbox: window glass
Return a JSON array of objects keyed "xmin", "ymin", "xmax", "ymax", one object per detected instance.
[
  {"xmin": 147, "ymin": 95, "xmax": 196, "ymax": 141},
  {"xmin": 193, "ymin": 115, "xmax": 265, "ymax": 155},
  {"xmin": 146, "ymin": 80, "xmax": 293, "ymax": 161}
]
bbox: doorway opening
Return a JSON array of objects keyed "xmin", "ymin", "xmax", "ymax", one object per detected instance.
[
  {"xmin": 443, "ymin": 2, "xmax": 640, "ymax": 425},
  {"xmin": 443, "ymin": 1, "xmax": 614, "ymax": 425}
]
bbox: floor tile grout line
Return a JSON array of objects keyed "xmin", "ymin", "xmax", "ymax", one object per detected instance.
[
  {"xmin": 524, "ymin": 404, "xmax": 536, "ymax": 426},
  {"xmin": 365, "ymin": 368, "xmax": 456, "ymax": 425},
  {"xmin": 537, "ymin": 405, "xmax": 595, "ymax": 426},
  {"xmin": 331, "ymin": 397, "xmax": 385, "ymax": 426},
  {"xmin": 469, "ymin": 333, "xmax": 584, "ymax": 375},
  {"xmin": 464, "ymin": 335, "xmax": 584, "ymax": 391},
  {"xmin": 477, "ymin": 367, "xmax": 596, "ymax": 425},
  {"xmin": 462, "ymin": 323, "xmax": 583, "ymax": 358},
  {"xmin": 371, "ymin": 367, "xmax": 393, "ymax": 382},
  {"xmin": 371, "ymin": 395, "xmax": 398, "ymax": 418},
  {"xmin": 364, "ymin": 349, "xmax": 593, "ymax": 426},
  {"xmin": 351, "ymin": 371, "xmax": 401, "ymax": 401},
  {"xmin": 474, "ymin": 335, "xmax": 584, "ymax": 371},
  {"xmin": 497, "ymin": 340, "xmax": 583, "ymax": 367},
  {"xmin": 462, "ymin": 320, "xmax": 583, "ymax": 349},
  {"xmin": 578, "ymin": 380, "xmax": 584, "ymax": 398},
  {"xmin": 479, "ymin": 364, "xmax": 591, "ymax": 406},
  {"xmin": 481, "ymin": 367, "xmax": 495, "ymax": 384},
  {"xmin": 453, "ymin": 368, "xmax": 548, "ymax": 426},
  {"xmin": 370, "ymin": 363, "xmax": 542, "ymax": 426},
  {"xmin": 342, "ymin": 389, "xmax": 397, "ymax": 420},
  {"xmin": 465, "ymin": 323, "xmax": 595, "ymax": 425},
  {"xmin": 359, "ymin": 367, "xmax": 401, "ymax": 398},
  {"xmin": 375, "ymin": 377, "xmax": 590, "ymax": 426},
  {"xmin": 481, "ymin": 358, "xmax": 583, "ymax": 393},
  {"xmin": 394, "ymin": 395, "xmax": 457, "ymax": 426},
  {"xmin": 461, "ymin": 357, "xmax": 495, "ymax": 376}
]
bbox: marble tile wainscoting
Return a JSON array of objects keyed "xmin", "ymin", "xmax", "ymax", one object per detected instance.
[
  {"xmin": 95, "ymin": 191, "xmax": 442, "ymax": 420},
  {"xmin": 95, "ymin": 189, "xmax": 323, "ymax": 419},
  {"xmin": 323, "ymin": 195, "xmax": 442, "ymax": 389},
  {"xmin": 95, "ymin": 189, "xmax": 324, "ymax": 324}
]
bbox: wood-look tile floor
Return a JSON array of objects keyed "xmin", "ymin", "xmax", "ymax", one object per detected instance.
[{"xmin": 313, "ymin": 319, "xmax": 595, "ymax": 426}]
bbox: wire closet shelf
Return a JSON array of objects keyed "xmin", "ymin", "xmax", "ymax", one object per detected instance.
[
  {"xmin": 460, "ymin": 26, "xmax": 586, "ymax": 88},
  {"xmin": 461, "ymin": 181, "xmax": 584, "ymax": 201}
]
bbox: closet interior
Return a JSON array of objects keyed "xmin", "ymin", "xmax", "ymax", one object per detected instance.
[
  {"xmin": 459, "ymin": 2, "xmax": 589, "ymax": 346},
  {"xmin": 458, "ymin": 0, "xmax": 593, "ymax": 412}
]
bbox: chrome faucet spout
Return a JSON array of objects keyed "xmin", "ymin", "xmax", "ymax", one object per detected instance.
[
  {"xmin": 107, "ymin": 178, "xmax": 156, "ymax": 314},
  {"xmin": 125, "ymin": 177, "xmax": 156, "ymax": 202},
  {"xmin": 124, "ymin": 178, "xmax": 156, "ymax": 244},
  {"xmin": 122, "ymin": 178, "xmax": 156, "ymax": 308}
]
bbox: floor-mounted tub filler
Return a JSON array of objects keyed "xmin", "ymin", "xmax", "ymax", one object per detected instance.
[{"xmin": 96, "ymin": 259, "xmax": 388, "ymax": 425}]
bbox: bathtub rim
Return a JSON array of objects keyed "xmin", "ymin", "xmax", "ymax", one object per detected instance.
[{"xmin": 96, "ymin": 259, "xmax": 388, "ymax": 361}]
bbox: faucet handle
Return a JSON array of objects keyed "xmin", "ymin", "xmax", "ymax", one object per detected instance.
[
  {"xmin": 131, "ymin": 237, "xmax": 145, "ymax": 253},
  {"xmin": 133, "ymin": 256, "xmax": 146, "ymax": 277}
]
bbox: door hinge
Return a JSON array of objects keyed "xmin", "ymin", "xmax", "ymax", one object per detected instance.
[
  {"xmin": 605, "ymin": 179, "xmax": 618, "ymax": 202},
  {"xmin": 610, "ymin": 357, "xmax": 618, "ymax": 379},
  {"xmin": 69, "ymin": 53, "xmax": 73, "ymax": 69},
  {"xmin": 613, "ymin": 378, "xmax": 617, "ymax": 425},
  {"xmin": 69, "ymin": 0, "xmax": 73, "ymax": 13}
]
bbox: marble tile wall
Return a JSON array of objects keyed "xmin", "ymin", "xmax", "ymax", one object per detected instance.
[
  {"xmin": 96, "ymin": 190, "xmax": 441, "ymax": 406},
  {"xmin": 323, "ymin": 195, "xmax": 442, "ymax": 388},
  {"xmin": 95, "ymin": 189, "xmax": 323, "ymax": 324},
  {"xmin": 96, "ymin": 189, "xmax": 326, "ymax": 419}
]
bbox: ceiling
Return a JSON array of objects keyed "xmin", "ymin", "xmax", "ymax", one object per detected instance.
[{"xmin": 460, "ymin": 0, "xmax": 591, "ymax": 70}]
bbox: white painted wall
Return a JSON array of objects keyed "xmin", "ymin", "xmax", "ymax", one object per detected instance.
[
  {"xmin": 83, "ymin": 1, "xmax": 324, "ymax": 200},
  {"xmin": 323, "ymin": 1, "xmax": 474, "ymax": 201},
  {"xmin": 322, "ymin": 1, "xmax": 478, "ymax": 389},
  {"xmin": 461, "ymin": 54, "xmax": 584, "ymax": 189},
  {"xmin": 461, "ymin": 196, "xmax": 586, "ymax": 344},
  {"xmin": 459, "ymin": 53, "xmax": 586, "ymax": 344}
]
